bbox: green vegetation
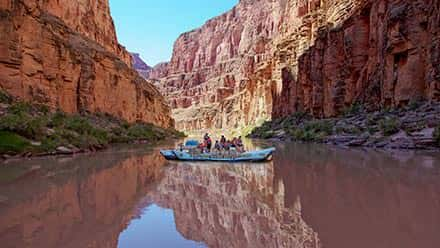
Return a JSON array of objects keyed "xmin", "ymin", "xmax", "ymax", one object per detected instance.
[
  {"xmin": 247, "ymin": 99, "xmax": 440, "ymax": 150},
  {"xmin": 248, "ymin": 111, "xmax": 334, "ymax": 142},
  {"xmin": 0, "ymin": 89, "xmax": 12, "ymax": 104},
  {"xmin": 0, "ymin": 92, "xmax": 185, "ymax": 156},
  {"xmin": 408, "ymin": 99, "xmax": 423, "ymax": 111},
  {"xmin": 342, "ymin": 102, "xmax": 363, "ymax": 117},
  {"xmin": 0, "ymin": 131, "xmax": 31, "ymax": 154},
  {"xmin": 287, "ymin": 120, "xmax": 334, "ymax": 142},
  {"xmin": 434, "ymin": 125, "xmax": 440, "ymax": 147},
  {"xmin": 379, "ymin": 117, "xmax": 401, "ymax": 136}
]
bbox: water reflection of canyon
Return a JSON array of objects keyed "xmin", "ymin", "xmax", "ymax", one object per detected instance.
[{"xmin": 0, "ymin": 143, "xmax": 440, "ymax": 248}]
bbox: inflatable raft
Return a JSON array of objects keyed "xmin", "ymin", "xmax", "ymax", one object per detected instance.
[{"xmin": 160, "ymin": 147, "xmax": 275, "ymax": 162}]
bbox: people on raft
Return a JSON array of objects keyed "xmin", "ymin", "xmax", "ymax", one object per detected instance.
[
  {"xmin": 197, "ymin": 133, "xmax": 213, "ymax": 153},
  {"xmin": 198, "ymin": 134, "xmax": 245, "ymax": 153}
]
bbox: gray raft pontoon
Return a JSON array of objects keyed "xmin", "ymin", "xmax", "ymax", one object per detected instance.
[{"xmin": 160, "ymin": 147, "xmax": 275, "ymax": 162}]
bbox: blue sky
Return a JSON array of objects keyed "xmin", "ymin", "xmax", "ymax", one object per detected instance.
[{"xmin": 109, "ymin": 0, "xmax": 238, "ymax": 66}]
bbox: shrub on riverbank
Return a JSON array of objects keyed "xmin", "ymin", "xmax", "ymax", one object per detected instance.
[
  {"xmin": 0, "ymin": 91, "xmax": 185, "ymax": 156},
  {"xmin": 435, "ymin": 125, "xmax": 440, "ymax": 147},
  {"xmin": 0, "ymin": 131, "xmax": 31, "ymax": 154},
  {"xmin": 249, "ymin": 114, "xmax": 334, "ymax": 142},
  {"xmin": 379, "ymin": 117, "xmax": 401, "ymax": 136},
  {"xmin": 248, "ymin": 101, "xmax": 440, "ymax": 150}
]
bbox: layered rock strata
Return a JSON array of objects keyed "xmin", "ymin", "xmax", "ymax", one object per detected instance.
[
  {"xmin": 274, "ymin": 0, "xmax": 440, "ymax": 118},
  {"xmin": 131, "ymin": 53, "xmax": 151, "ymax": 79},
  {"xmin": 0, "ymin": 0, "xmax": 174, "ymax": 128},
  {"xmin": 152, "ymin": 0, "xmax": 440, "ymax": 131}
]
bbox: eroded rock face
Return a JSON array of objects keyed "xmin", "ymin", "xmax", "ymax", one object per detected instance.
[
  {"xmin": 152, "ymin": 0, "xmax": 440, "ymax": 131},
  {"xmin": 151, "ymin": 0, "xmax": 282, "ymax": 131},
  {"xmin": 5, "ymin": 0, "xmax": 133, "ymax": 66},
  {"xmin": 275, "ymin": 0, "xmax": 440, "ymax": 118},
  {"xmin": 0, "ymin": 0, "xmax": 174, "ymax": 128},
  {"xmin": 131, "ymin": 53, "xmax": 151, "ymax": 79}
]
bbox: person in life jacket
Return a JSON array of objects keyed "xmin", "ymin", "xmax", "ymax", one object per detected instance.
[
  {"xmin": 203, "ymin": 133, "xmax": 212, "ymax": 152},
  {"xmin": 237, "ymin": 136, "xmax": 244, "ymax": 152},
  {"xmin": 220, "ymin": 135, "xmax": 226, "ymax": 149}
]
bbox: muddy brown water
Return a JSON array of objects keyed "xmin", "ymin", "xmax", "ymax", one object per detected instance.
[{"xmin": 0, "ymin": 141, "xmax": 439, "ymax": 248}]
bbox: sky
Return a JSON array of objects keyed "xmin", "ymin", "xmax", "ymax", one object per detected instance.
[{"xmin": 109, "ymin": 0, "xmax": 238, "ymax": 66}]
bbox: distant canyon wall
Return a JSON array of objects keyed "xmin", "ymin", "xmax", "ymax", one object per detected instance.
[
  {"xmin": 0, "ymin": 0, "xmax": 174, "ymax": 128},
  {"xmin": 131, "ymin": 53, "xmax": 151, "ymax": 79},
  {"xmin": 151, "ymin": 0, "xmax": 440, "ymax": 131}
]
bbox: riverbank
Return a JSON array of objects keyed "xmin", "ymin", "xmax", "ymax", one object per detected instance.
[
  {"xmin": 248, "ymin": 101, "xmax": 440, "ymax": 150},
  {"xmin": 0, "ymin": 90, "xmax": 185, "ymax": 160}
]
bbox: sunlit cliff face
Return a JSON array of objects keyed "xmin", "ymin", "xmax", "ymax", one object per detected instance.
[
  {"xmin": 0, "ymin": 0, "xmax": 174, "ymax": 128},
  {"xmin": 152, "ymin": 0, "xmax": 440, "ymax": 132}
]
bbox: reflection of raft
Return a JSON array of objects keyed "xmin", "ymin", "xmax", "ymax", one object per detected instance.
[{"xmin": 160, "ymin": 148, "xmax": 276, "ymax": 162}]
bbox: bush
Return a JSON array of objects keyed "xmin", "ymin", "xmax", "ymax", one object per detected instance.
[
  {"xmin": 434, "ymin": 126, "xmax": 440, "ymax": 147},
  {"xmin": 127, "ymin": 124, "xmax": 156, "ymax": 140},
  {"xmin": 0, "ymin": 131, "xmax": 30, "ymax": 154},
  {"xmin": 260, "ymin": 131, "xmax": 274, "ymax": 139},
  {"xmin": 23, "ymin": 116, "xmax": 48, "ymax": 139},
  {"xmin": 0, "ymin": 98, "xmax": 182, "ymax": 154},
  {"xmin": 408, "ymin": 99, "xmax": 423, "ymax": 110},
  {"xmin": 303, "ymin": 120, "xmax": 334, "ymax": 135},
  {"xmin": 343, "ymin": 102, "xmax": 363, "ymax": 117},
  {"xmin": 0, "ymin": 113, "xmax": 27, "ymax": 131},
  {"xmin": 379, "ymin": 117, "xmax": 401, "ymax": 136},
  {"xmin": 288, "ymin": 127, "xmax": 327, "ymax": 142},
  {"xmin": 64, "ymin": 115, "xmax": 94, "ymax": 134},
  {"xmin": 0, "ymin": 113, "xmax": 48, "ymax": 139},
  {"xmin": 40, "ymin": 135, "xmax": 63, "ymax": 152},
  {"xmin": 50, "ymin": 111, "xmax": 67, "ymax": 127},
  {"xmin": 0, "ymin": 90, "xmax": 12, "ymax": 104},
  {"xmin": 8, "ymin": 102, "xmax": 32, "ymax": 115}
]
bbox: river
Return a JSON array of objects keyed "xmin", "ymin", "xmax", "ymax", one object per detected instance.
[{"xmin": 0, "ymin": 141, "xmax": 439, "ymax": 248}]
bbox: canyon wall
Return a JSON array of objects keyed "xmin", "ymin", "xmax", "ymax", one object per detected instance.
[
  {"xmin": 131, "ymin": 53, "xmax": 151, "ymax": 79},
  {"xmin": 152, "ymin": 0, "xmax": 440, "ymax": 131},
  {"xmin": 0, "ymin": 0, "xmax": 174, "ymax": 128},
  {"xmin": 274, "ymin": 0, "xmax": 440, "ymax": 118}
]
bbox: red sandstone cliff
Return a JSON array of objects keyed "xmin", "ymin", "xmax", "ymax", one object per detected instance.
[
  {"xmin": 273, "ymin": 0, "xmax": 440, "ymax": 118},
  {"xmin": 0, "ymin": 0, "xmax": 174, "ymax": 128},
  {"xmin": 152, "ymin": 0, "xmax": 440, "ymax": 131}
]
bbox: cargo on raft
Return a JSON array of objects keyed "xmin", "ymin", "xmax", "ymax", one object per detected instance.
[{"xmin": 160, "ymin": 140, "xmax": 275, "ymax": 162}]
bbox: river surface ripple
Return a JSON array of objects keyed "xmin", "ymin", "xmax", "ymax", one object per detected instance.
[{"xmin": 0, "ymin": 141, "xmax": 439, "ymax": 248}]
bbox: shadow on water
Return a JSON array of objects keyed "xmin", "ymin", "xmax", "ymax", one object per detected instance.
[{"xmin": 0, "ymin": 141, "xmax": 439, "ymax": 248}]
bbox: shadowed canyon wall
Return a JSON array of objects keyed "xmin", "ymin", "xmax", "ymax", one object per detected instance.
[
  {"xmin": 0, "ymin": 0, "xmax": 174, "ymax": 127},
  {"xmin": 151, "ymin": 0, "xmax": 440, "ymax": 131},
  {"xmin": 131, "ymin": 53, "xmax": 151, "ymax": 80},
  {"xmin": 0, "ymin": 149, "xmax": 167, "ymax": 248}
]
